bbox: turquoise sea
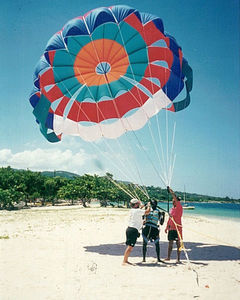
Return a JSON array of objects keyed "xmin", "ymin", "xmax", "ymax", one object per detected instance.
[{"xmin": 157, "ymin": 202, "xmax": 240, "ymax": 221}]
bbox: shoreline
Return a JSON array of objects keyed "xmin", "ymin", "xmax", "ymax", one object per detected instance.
[{"xmin": 2, "ymin": 201, "xmax": 239, "ymax": 221}]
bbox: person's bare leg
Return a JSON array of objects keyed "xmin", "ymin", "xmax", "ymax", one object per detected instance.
[
  {"xmin": 164, "ymin": 240, "xmax": 173, "ymax": 260},
  {"xmin": 123, "ymin": 245, "xmax": 133, "ymax": 265},
  {"xmin": 176, "ymin": 240, "xmax": 181, "ymax": 263},
  {"xmin": 155, "ymin": 240, "xmax": 160, "ymax": 262}
]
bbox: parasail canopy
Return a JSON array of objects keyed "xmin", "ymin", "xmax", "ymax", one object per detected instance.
[{"xmin": 30, "ymin": 5, "xmax": 192, "ymax": 143}]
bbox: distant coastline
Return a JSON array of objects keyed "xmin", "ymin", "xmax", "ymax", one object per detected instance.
[{"xmin": 158, "ymin": 201, "xmax": 240, "ymax": 220}]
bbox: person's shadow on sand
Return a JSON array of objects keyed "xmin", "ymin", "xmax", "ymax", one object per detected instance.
[{"xmin": 84, "ymin": 241, "xmax": 240, "ymax": 262}]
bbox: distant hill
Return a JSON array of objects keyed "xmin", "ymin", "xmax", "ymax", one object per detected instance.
[
  {"xmin": 10, "ymin": 167, "xmax": 239, "ymax": 202},
  {"xmin": 41, "ymin": 170, "xmax": 80, "ymax": 179}
]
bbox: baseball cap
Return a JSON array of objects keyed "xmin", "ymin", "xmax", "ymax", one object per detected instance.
[{"xmin": 130, "ymin": 198, "xmax": 140, "ymax": 205}]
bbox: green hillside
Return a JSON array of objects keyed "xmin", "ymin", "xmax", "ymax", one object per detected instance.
[{"xmin": 41, "ymin": 170, "xmax": 80, "ymax": 179}]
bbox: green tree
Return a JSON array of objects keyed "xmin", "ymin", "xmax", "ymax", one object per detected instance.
[
  {"xmin": 58, "ymin": 182, "xmax": 78, "ymax": 205},
  {"xmin": 94, "ymin": 174, "xmax": 119, "ymax": 206},
  {"xmin": 0, "ymin": 188, "xmax": 23, "ymax": 210},
  {"xmin": 72, "ymin": 174, "xmax": 96, "ymax": 206}
]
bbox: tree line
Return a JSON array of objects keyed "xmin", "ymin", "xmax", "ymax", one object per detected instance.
[
  {"xmin": 0, "ymin": 167, "xmax": 164, "ymax": 210},
  {"xmin": 0, "ymin": 167, "xmax": 238, "ymax": 210}
]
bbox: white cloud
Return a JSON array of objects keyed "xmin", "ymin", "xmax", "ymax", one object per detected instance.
[
  {"xmin": 0, "ymin": 148, "xmax": 91, "ymax": 173},
  {"xmin": 0, "ymin": 149, "xmax": 12, "ymax": 161}
]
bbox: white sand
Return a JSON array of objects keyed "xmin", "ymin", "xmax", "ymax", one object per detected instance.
[{"xmin": 0, "ymin": 205, "xmax": 239, "ymax": 300}]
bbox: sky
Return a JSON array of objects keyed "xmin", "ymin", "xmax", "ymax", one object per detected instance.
[{"xmin": 0, "ymin": 0, "xmax": 239, "ymax": 199}]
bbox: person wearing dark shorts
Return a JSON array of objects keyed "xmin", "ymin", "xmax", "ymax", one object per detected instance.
[
  {"xmin": 168, "ymin": 230, "xmax": 179, "ymax": 241},
  {"xmin": 126, "ymin": 227, "xmax": 139, "ymax": 247},
  {"xmin": 142, "ymin": 200, "xmax": 165, "ymax": 262},
  {"xmin": 165, "ymin": 187, "xmax": 183, "ymax": 263},
  {"xmin": 123, "ymin": 199, "xmax": 150, "ymax": 265}
]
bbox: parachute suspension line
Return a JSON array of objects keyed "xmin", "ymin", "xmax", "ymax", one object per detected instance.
[
  {"xmin": 136, "ymin": 184, "xmax": 149, "ymax": 199},
  {"xmin": 99, "ymin": 136, "xmax": 149, "ymax": 198},
  {"xmin": 99, "ymin": 9, "xmax": 157, "ymax": 192},
  {"xmin": 117, "ymin": 134, "xmax": 150, "ymax": 198},
  {"xmin": 142, "ymin": 60, "xmax": 169, "ymax": 185},
  {"xmin": 71, "ymin": 117, "xmax": 149, "ymax": 198},
  {"xmin": 104, "ymin": 159, "xmax": 148, "ymax": 200},
  {"xmin": 83, "ymin": 17, "xmax": 149, "ymax": 196},
  {"xmin": 106, "ymin": 174, "xmax": 137, "ymax": 199},
  {"xmin": 141, "ymin": 24, "xmax": 168, "ymax": 186},
  {"xmin": 57, "ymin": 17, "xmax": 147, "ymax": 199},
  {"xmin": 146, "ymin": 119, "xmax": 168, "ymax": 184},
  {"xmin": 95, "ymin": 140, "xmax": 133, "ymax": 186},
  {"xmin": 165, "ymin": 95, "xmax": 170, "ymax": 185},
  {"xmin": 168, "ymin": 122, "xmax": 176, "ymax": 186},
  {"xmin": 108, "ymin": 136, "xmax": 152, "ymax": 198},
  {"xmin": 61, "ymin": 17, "xmax": 140, "ymax": 195},
  {"xmin": 170, "ymin": 215, "xmax": 199, "ymax": 287},
  {"xmin": 141, "ymin": 24, "xmax": 171, "ymax": 187},
  {"xmin": 163, "ymin": 34, "xmax": 170, "ymax": 187},
  {"xmin": 106, "ymin": 78, "xmax": 168, "ymax": 188},
  {"xmin": 107, "ymin": 174, "xmax": 149, "ymax": 202},
  {"xmin": 56, "ymin": 12, "xmax": 171, "ymax": 194},
  {"xmin": 156, "ymin": 204, "xmax": 199, "ymax": 286},
  {"xmin": 154, "ymin": 110, "xmax": 169, "ymax": 185},
  {"xmin": 108, "ymin": 77, "xmax": 169, "ymax": 188},
  {"xmin": 161, "ymin": 38, "xmax": 177, "ymax": 188},
  {"xmin": 128, "ymin": 125, "xmax": 167, "ymax": 187},
  {"xmin": 164, "ymin": 40, "xmax": 184, "ymax": 185},
  {"xmin": 168, "ymin": 153, "xmax": 176, "ymax": 187},
  {"xmin": 58, "ymin": 19, "xmax": 173, "ymax": 192},
  {"xmin": 175, "ymin": 226, "xmax": 199, "ymax": 286},
  {"xmin": 55, "ymin": 33, "xmax": 139, "ymax": 195},
  {"xmin": 82, "ymin": 15, "xmax": 140, "ymax": 173},
  {"xmin": 110, "ymin": 9, "xmax": 169, "ymax": 189},
  {"xmin": 60, "ymin": 31, "xmax": 69, "ymax": 52},
  {"xmin": 163, "ymin": 104, "xmax": 177, "ymax": 187},
  {"xmin": 86, "ymin": 138, "xmax": 138, "ymax": 197},
  {"xmin": 129, "ymin": 183, "xmax": 148, "ymax": 201},
  {"xmin": 135, "ymin": 19, "xmax": 175, "ymax": 188}
]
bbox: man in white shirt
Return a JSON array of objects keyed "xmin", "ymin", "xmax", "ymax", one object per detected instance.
[{"xmin": 122, "ymin": 198, "xmax": 150, "ymax": 265}]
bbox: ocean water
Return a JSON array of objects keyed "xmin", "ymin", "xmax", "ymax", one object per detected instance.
[{"xmin": 157, "ymin": 202, "xmax": 240, "ymax": 221}]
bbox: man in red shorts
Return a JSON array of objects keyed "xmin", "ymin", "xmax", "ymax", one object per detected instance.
[{"xmin": 165, "ymin": 186, "xmax": 183, "ymax": 263}]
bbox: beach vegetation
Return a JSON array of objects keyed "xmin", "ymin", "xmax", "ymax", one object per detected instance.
[
  {"xmin": 0, "ymin": 235, "xmax": 10, "ymax": 239},
  {"xmin": 0, "ymin": 167, "xmax": 239, "ymax": 210}
]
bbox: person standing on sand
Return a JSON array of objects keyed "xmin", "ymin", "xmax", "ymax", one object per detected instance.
[
  {"xmin": 164, "ymin": 186, "xmax": 183, "ymax": 263},
  {"xmin": 122, "ymin": 198, "xmax": 150, "ymax": 265},
  {"xmin": 142, "ymin": 199, "xmax": 165, "ymax": 263}
]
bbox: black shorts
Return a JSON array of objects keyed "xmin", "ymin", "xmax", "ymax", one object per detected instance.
[
  {"xmin": 142, "ymin": 225, "xmax": 159, "ymax": 241},
  {"xmin": 168, "ymin": 230, "xmax": 179, "ymax": 241},
  {"xmin": 126, "ymin": 227, "xmax": 139, "ymax": 247}
]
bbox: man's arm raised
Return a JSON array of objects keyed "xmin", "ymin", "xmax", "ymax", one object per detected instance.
[{"xmin": 167, "ymin": 186, "xmax": 178, "ymax": 202}]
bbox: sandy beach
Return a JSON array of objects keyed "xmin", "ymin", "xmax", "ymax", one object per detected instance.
[{"xmin": 0, "ymin": 205, "xmax": 239, "ymax": 300}]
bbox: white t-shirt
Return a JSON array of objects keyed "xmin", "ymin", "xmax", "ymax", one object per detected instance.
[{"xmin": 128, "ymin": 208, "xmax": 145, "ymax": 231}]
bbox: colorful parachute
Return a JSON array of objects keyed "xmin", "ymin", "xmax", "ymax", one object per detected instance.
[{"xmin": 30, "ymin": 5, "xmax": 192, "ymax": 143}]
